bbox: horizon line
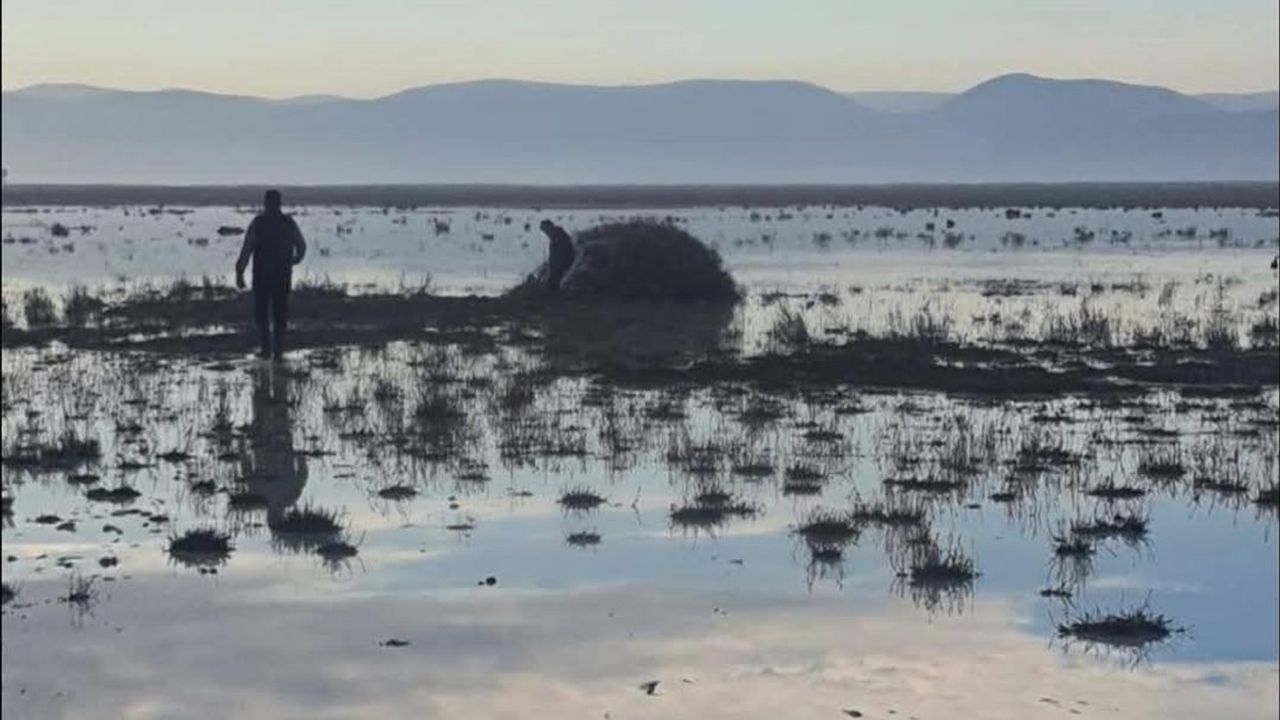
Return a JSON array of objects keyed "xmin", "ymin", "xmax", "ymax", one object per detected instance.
[{"xmin": 4, "ymin": 73, "xmax": 1279, "ymax": 103}]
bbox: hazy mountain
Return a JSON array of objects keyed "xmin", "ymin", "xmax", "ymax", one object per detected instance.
[
  {"xmin": 847, "ymin": 88, "xmax": 1279, "ymax": 114},
  {"xmin": 2, "ymin": 74, "xmax": 1276, "ymax": 183},
  {"xmin": 1196, "ymin": 91, "xmax": 1280, "ymax": 112}
]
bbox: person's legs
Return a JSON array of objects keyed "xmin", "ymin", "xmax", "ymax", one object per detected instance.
[
  {"xmin": 252, "ymin": 285, "xmax": 272, "ymax": 358},
  {"xmin": 271, "ymin": 280, "xmax": 290, "ymax": 361}
]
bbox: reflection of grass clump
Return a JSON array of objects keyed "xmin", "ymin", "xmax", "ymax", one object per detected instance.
[
  {"xmin": 315, "ymin": 539, "xmax": 359, "ymax": 566},
  {"xmin": 566, "ymin": 531, "xmax": 602, "ymax": 547}
]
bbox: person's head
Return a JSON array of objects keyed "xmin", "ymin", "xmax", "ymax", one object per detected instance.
[
  {"xmin": 263, "ymin": 189, "xmax": 282, "ymax": 212},
  {"xmin": 539, "ymin": 219, "xmax": 554, "ymax": 232}
]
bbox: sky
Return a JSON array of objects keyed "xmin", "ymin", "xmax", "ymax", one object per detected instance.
[{"xmin": 2, "ymin": 0, "xmax": 1277, "ymax": 98}]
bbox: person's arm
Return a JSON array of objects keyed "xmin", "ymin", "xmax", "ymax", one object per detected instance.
[
  {"xmin": 235, "ymin": 220, "xmax": 257, "ymax": 288},
  {"xmin": 289, "ymin": 218, "xmax": 307, "ymax": 265}
]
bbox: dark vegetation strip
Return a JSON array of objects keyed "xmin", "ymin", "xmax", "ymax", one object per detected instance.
[{"xmin": 4, "ymin": 182, "xmax": 1278, "ymax": 209}]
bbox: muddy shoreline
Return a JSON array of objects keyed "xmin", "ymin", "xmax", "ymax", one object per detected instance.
[{"xmin": 5, "ymin": 290, "xmax": 1276, "ymax": 397}]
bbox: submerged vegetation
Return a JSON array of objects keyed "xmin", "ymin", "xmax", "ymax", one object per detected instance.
[{"xmin": 0, "ymin": 201, "xmax": 1275, "ymax": 693}]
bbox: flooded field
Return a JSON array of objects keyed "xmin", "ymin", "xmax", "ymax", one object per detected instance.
[{"xmin": 3, "ymin": 201, "xmax": 1279, "ymax": 719}]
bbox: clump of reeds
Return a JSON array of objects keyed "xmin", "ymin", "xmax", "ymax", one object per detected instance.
[
  {"xmin": 272, "ymin": 504, "xmax": 342, "ymax": 535},
  {"xmin": 1057, "ymin": 602, "xmax": 1180, "ymax": 649},
  {"xmin": 794, "ymin": 508, "xmax": 859, "ymax": 545},
  {"xmin": 559, "ymin": 486, "xmax": 606, "ymax": 511},
  {"xmin": 168, "ymin": 528, "xmax": 234, "ymax": 566},
  {"xmin": 1087, "ymin": 482, "xmax": 1146, "ymax": 500},
  {"xmin": 1070, "ymin": 513, "xmax": 1149, "ymax": 545},
  {"xmin": 377, "ymin": 484, "xmax": 418, "ymax": 501},
  {"xmin": 86, "ymin": 485, "xmax": 141, "ymax": 503}
]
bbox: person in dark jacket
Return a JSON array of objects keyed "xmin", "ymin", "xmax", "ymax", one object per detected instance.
[
  {"xmin": 539, "ymin": 219, "xmax": 576, "ymax": 292},
  {"xmin": 235, "ymin": 189, "xmax": 307, "ymax": 361}
]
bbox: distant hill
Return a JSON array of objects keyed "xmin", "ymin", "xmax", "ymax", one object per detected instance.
[
  {"xmin": 2, "ymin": 74, "xmax": 1276, "ymax": 183},
  {"xmin": 1195, "ymin": 90, "xmax": 1280, "ymax": 112},
  {"xmin": 849, "ymin": 87, "xmax": 1279, "ymax": 114}
]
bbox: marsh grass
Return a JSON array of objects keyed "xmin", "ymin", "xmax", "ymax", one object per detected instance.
[
  {"xmin": 1255, "ymin": 484, "xmax": 1280, "ymax": 509},
  {"xmin": 908, "ymin": 542, "xmax": 978, "ymax": 586},
  {"xmin": 1137, "ymin": 446, "xmax": 1186, "ymax": 481},
  {"xmin": 273, "ymin": 504, "xmax": 342, "ymax": 536},
  {"xmin": 795, "ymin": 508, "xmax": 859, "ymax": 546},
  {"xmin": 559, "ymin": 486, "xmax": 606, "ymax": 511},
  {"xmin": 377, "ymin": 484, "xmax": 418, "ymax": 501},
  {"xmin": 899, "ymin": 539, "xmax": 978, "ymax": 613},
  {"xmin": 670, "ymin": 490, "xmax": 758, "ymax": 531},
  {"xmin": 1087, "ymin": 482, "xmax": 1147, "ymax": 500},
  {"xmin": 1057, "ymin": 600, "xmax": 1181, "ymax": 653},
  {"xmin": 85, "ymin": 485, "xmax": 141, "ymax": 504},
  {"xmin": 849, "ymin": 498, "xmax": 927, "ymax": 528},
  {"xmin": 168, "ymin": 528, "xmax": 234, "ymax": 566},
  {"xmin": 1070, "ymin": 513, "xmax": 1149, "ymax": 545},
  {"xmin": 61, "ymin": 573, "xmax": 98, "ymax": 606},
  {"xmin": 765, "ymin": 306, "xmax": 811, "ymax": 353},
  {"xmin": 1053, "ymin": 535, "xmax": 1096, "ymax": 558},
  {"xmin": 63, "ymin": 285, "xmax": 106, "ymax": 328},
  {"xmin": 22, "ymin": 287, "xmax": 58, "ymax": 328},
  {"xmin": 36, "ymin": 429, "xmax": 101, "ymax": 470}
]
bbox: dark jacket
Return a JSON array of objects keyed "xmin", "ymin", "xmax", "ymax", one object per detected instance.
[{"xmin": 236, "ymin": 211, "xmax": 307, "ymax": 286}]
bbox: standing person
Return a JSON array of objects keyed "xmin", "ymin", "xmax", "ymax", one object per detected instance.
[
  {"xmin": 539, "ymin": 219, "xmax": 576, "ymax": 293},
  {"xmin": 235, "ymin": 189, "xmax": 307, "ymax": 361}
]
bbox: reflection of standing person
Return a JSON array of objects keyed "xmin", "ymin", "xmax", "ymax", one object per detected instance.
[
  {"xmin": 539, "ymin": 219, "xmax": 576, "ymax": 292},
  {"xmin": 235, "ymin": 189, "xmax": 307, "ymax": 361},
  {"xmin": 239, "ymin": 365, "xmax": 307, "ymax": 531}
]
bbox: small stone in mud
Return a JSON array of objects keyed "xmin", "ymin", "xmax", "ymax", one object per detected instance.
[
  {"xmin": 55, "ymin": 520, "xmax": 77, "ymax": 532},
  {"xmin": 381, "ymin": 638, "xmax": 411, "ymax": 647},
  {"xmin": 98, "ymin": 556, "xmax": 118, "ymax": 568},
  {"xmin": 480, "ymin": 576, "xmax": 497, "ymax": 586},
  {"xmin": 102, "ymin": 524, "xmax": 124, "ymax": 535},
  {"xmin": 34, "ymin": 514, "xmax": 62, "ymax": 525},
  {"xmin": 638, "ymin": 680, "xmax": 659, "ymax": 696},
  {"xmin": 842, "ymin": 711, "xmax": 864, "ymax": 718}
]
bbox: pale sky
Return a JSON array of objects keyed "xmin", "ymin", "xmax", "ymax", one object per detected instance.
[{"xmin": 2, "ymin": 0, "xmax": 1277, "ymax": 98}]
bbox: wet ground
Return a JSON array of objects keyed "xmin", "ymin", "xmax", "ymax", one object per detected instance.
[{"xmin": 2, "ymin": 203, "xmax": 1278, "ymax": 719}]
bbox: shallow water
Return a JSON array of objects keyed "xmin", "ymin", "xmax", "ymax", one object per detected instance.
[{"xmin": 2, "ymin": 205, "xmax": 1279, "ymax": 719}]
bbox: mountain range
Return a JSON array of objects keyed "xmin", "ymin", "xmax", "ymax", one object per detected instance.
[{"xmin": 2, "ymin": 73, "xmax": 1276, "ymax": 184}]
